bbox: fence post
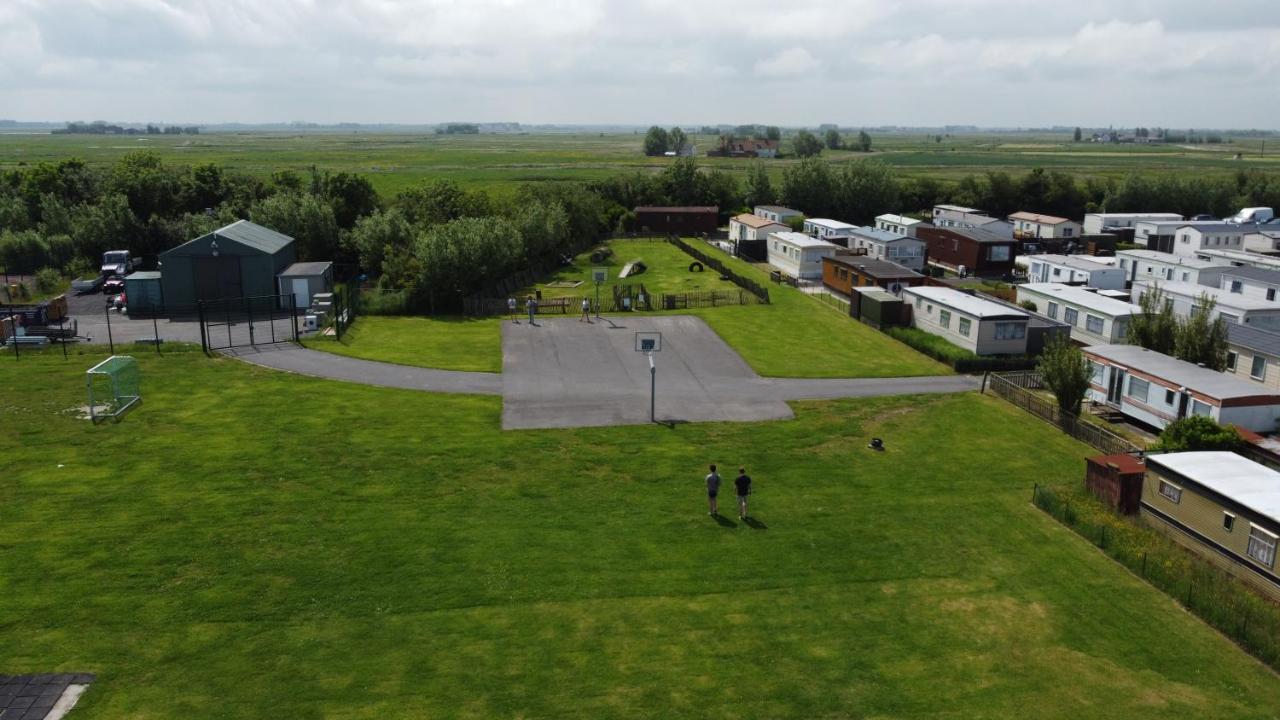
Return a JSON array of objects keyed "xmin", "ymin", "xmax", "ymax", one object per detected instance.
[
  {"xmin": 1186, "ymin": 579, "xmax": 1194, "ymax": 607},
  {"xmin": 1141, "ymin": 552, "xmax": 1148, "ymax": 578},
  {"xmin": 291, "ymin": 294, "xmax": 299, "ymax": 343},
  {"xmin": 981, "ymin": 371, "xmax": 989, "ymax": 394},
  {"xmin": 105, "ymin": 303, "xmax": 115, "ymax": 355},
  {"xmin": 1032, "ymin": 483, "xmax": 1038, "ymax": 503},
  {"xmin": 198, "ymin": 300, "xmax": 207, "ymax": 354}
]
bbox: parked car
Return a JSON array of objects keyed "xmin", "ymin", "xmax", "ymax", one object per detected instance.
[{"xmin": 102, "ymin": 276, "xmax": 126, "ymax": 295}]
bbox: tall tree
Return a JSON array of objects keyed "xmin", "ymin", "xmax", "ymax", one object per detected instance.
[
  {"xmin": 856, "ymin": 130, "xmax": 872, "ymax": 152},
  {"xmin": 668, "ymin": 127, "xmax": 688, "ymax": 155},
  {"xmin": 250, "ymin": 192, "xmax": 339, "ymax": 262},
  {"xmin": 780, "ymin": 158, "xmax": 834, "ymax": 216},
  {"xmin": 1038, "ymin": 335, "xmax": 1093, "ymax": 415},
  {"xmin": 1175, "ymin": 294, "xmax": 1230, "ymax": 370},
  {"xmin": 765, "ymin": 126, "xmax": 781, "ymax": 141},
  {"xmin": 1073, "ymin": 127, "xmax": 1083, "ymax": 142},
  {"xmin": 824, "ymin": 129, "xmax": 843, "ymax": 150},
  {"xmin": 744, "ymin": 161, "xmax": 776, "ymax": 208},
  {"xmin": 1127, "ymin": 284, "xmax": 1178, "ymax": 355},
  {"xmin": 792, "ymin": 130, "xmax": 823, "ymax": 158},
  {"xmin": 643, "ymin": 126, "xmax": 670, "ymax": 156}
]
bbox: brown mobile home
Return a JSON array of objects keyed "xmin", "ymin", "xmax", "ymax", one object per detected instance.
[
  {"xmin": 633, "ymin": 206, "xmax": 718, "ymax": 235},
  {"xmin": 822, "ymin": 255, "xmax": 923, "ymax": 296},
  {"xmin": 1141, "ymin": 452, "xmax": 1280, "ymax": 600},
  {"xmin": 917, "ymin": 226, "xmax": 1017, "ymax": 277}
]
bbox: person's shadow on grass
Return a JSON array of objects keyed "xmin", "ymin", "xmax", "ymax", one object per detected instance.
[
  {"xmin": 743, "ymin": 516, "xmax": 768, "ymax": 530},
  {"xmin": 711, "ymin": 513, "xmax": 736, "ymax": 528}
]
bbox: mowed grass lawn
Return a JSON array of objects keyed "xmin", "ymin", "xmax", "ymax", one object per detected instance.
[
  {"xmin": 524, "ymin": 239, "xmax": 742, "ymax": 298},
  {"xmin": 301, "ymin": 315, "xmax": 503, "ymax": 373},
  {"xmin": 306, "ymin": 239, "xmax": 948, "ymax": 378},
  {"xmin": 4, "ymin": 354, "xmax": 1280, "ymax": 718}
]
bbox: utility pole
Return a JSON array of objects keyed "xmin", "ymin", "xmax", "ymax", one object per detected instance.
[{"xmin": 649, "ymin": 352, "xmax": 656, "ymax": 423}]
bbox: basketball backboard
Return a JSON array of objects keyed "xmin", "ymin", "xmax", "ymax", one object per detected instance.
[{"xmin": 634, "ymin": 331, "xmax": 662, "ymax": 353}]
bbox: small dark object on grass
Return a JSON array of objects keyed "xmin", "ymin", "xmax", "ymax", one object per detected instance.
[
  {"xmin": 719, "ymin": 274, "xmax": 731, "ymax": 281},
  {"xmin": 689, "ymin": 261, "xmax": 704, "ymax": 272},
  {"xmin": 868, "ymin": 438, "xmax": 885, "ymax": 451}
]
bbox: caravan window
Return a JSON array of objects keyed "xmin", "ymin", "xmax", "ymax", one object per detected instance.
[
  {"xmin": 1126, "ymin": 377, "xmax": 1149, "ymax": 403},
  {"xmin": 1088, "ymin": 361, "xmax": 1103, "ymax": 384},
  {"xmin": 1063, "ymin": 308, "xmax": 1079, "ymax": 325},
  {"xmin": 1085, "ymin": 315, "xmax": 1104, "ymax": 334},
  {"xmin": 1248, "ymin": 527, "xmax": 1277, "ymax": 568},
  {"xmin": 994, "ymin": 322, "xmax": 1025, "ymax": 340},
  {"xmin": 1252, "ymin": 355, "xmax": 1267, "ymax": 381},
  {"xmin": 1158, "ymin": 480, "xmax": 1182, "ymax": 503},
  {"xmin": 938, "ymin": 310, "xmax": 951, "ymax": 328},
  {"xmin": 958, "ymin": 318, "xmax": 971, "ymax": 336}
]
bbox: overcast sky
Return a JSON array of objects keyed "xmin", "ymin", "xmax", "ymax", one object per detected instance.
[{"xmin": 2, "ymin": 0, "xmax": 1278, "ymax": 128}]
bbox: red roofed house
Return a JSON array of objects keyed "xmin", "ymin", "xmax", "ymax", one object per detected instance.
[{"xmin": 1009, "ymin": 211, "xmax": 1082, "ymax": 240}]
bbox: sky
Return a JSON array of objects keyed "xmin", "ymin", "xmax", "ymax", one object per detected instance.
[{"xmin": 1, "ymin": 0, "xmax": 1279, "ymax": 128}]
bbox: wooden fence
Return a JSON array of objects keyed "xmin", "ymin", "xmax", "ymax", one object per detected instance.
[{"xmin": 985, "ymin": 371, "xmax": 1139, "ymax": 455}]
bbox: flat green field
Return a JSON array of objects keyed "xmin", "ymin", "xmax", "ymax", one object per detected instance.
[
  {"xmin": 305, "ymin": 239, "xmax": 948, "ymax": 378},
  {"xmin": 4, "ymin": 353, "xmax": 1280, "ymax": 718},
  {"xmin": 528, "ymin": 239, "xmax": 741, "ymax": 298},
  {"xmin": 3, "ymin": 130, "xmax": 1275, "ymax": 198},
  {"xmin": 301, "ymin": 315, "xmax": 503, "ymax": 373}
]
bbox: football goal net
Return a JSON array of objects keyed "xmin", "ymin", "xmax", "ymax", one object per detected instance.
[{"xmin": 86, "ymin": 355, "xmax": 141, "ymax": 423}]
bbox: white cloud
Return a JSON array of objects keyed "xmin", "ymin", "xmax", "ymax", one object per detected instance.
[
  {"xmin": 0, "ymin": 1, "xmax": 1278, "ymax": 126},
  {"xmin": 754, "ymin": 48, "xmax": 820, "ymax": 78}
]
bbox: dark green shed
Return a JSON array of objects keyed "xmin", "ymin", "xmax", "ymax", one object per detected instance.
[
  {"xmin": 158, "ymin": 220, "xmax": 297, "ymax": 309},
  {"xmin": 123, "ymin": 271, "xmax": 163, "ymax": 314}
]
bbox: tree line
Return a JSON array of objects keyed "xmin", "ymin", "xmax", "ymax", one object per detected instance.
[{"xmin": 4, "ymin": 152, "xmax": 1280, "ymax": 311}]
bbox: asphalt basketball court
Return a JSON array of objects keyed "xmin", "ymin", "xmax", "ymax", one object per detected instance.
[{"xmin": 501, "ymin": 315, "xmax": 793, "ymax": 429}]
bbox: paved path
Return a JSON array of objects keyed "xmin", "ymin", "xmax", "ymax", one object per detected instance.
[
  {"xmin": 222, "ymin": 317, "xmax": 979, "ymax": 429},
  {"xmin": 223, "ymin": 344, "xmax": 503, "ymax": 395}
]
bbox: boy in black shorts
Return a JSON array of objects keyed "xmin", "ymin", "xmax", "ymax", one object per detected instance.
[
  {"xmin": 705, "ymin": 464, "xmax": 721, "ymax": 516},
  {"xmin": 734, "ymin": 467, "xmax": 751, "ymax": 519}
]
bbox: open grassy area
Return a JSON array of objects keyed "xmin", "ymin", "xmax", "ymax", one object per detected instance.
[
  {"xmin": 525, "ymin": 239, "xmax": 741, "ymax": 299},
  {"xmin": 4, "ymin": 353, "xmax": 1280, "ymax": 718},
  {"xmin": 304, "ymin": 239, "xmax": 948, "ymax": 378},
  {"xmin": 3, "ymin": 130, "xmax": 1276, "ymax": 198},
  {"xmin": 301, "ymin": 315, "xmax": 503, "ymax": 373}
]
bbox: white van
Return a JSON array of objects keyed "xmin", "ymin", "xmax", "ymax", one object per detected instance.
[{"xmin": 1228, "ymin": 207, "xmax": 1275, "ymax": 224}]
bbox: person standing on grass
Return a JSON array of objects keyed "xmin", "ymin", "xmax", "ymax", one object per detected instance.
[
  {"xmin": 508, "ymin": 296, "xmax": 518, "ymax": 323},
  {"xmin": 705, "ymin": 464, "xmax": 721, "ymax": 516},
  {"xmin": 580, "ymin": 297, "xmax": 591, "ymax": 323},
  {"xmin": 735, "ymin": 467, "xmax": 752, "ymax": 520}
]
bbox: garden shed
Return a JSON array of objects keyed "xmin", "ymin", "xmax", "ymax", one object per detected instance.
[
  {"xmin": 123, "ymin": 271, "xmax": 164, "ymax": 315},
  {"xmin": 277, "ymin": 262, "xmax": 334, "ymax": 311},
  {"xmin": 158, "ymin": 220, "xmax": 297, "ymax": 310}
]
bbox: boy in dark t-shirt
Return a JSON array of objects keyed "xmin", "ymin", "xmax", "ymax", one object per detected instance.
[
  {"xmin": 706, "ymin": 464, "xmax": 721, "ymax": 516},
  {"xmin": 734, "ymin": 468, "xmax": 751, "ymax": 520}
]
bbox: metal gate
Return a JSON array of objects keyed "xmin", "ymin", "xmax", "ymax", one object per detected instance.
[{"xmin": 198, "ymin": 294, "xmax": 300, "ymax": 353}]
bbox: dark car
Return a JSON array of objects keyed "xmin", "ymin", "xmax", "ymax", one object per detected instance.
[{"xmin": 102, "ymin": 276, "xmax": 126, "ymax": 295}]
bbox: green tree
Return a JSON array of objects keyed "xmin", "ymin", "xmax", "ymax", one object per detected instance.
[
  {"xmin": 780, "ymin": 158, "xmax": 834, "ymax": 216},
  {"xmin": 313, "ymin": 170, "xmax": 380, "ymax": 229},
  {"xmin": 1073, "ymin": 127, "xmax": 1083, "ymax": 142},
  {"xmin": 824, "ymin": 129, "xmax": 843, "ymax": 150},
  {"xmin": 832, "ymin": 160, "xmax": 899, "ymax": 225},
  {"xmin": 765, "ymin": 126, "xmax": 781, "ymax": 141},
  {"xmin": 1037, "ymin": 335, "xmax": 1093, "ymax": 415},
  {"xmin": 668, "ymin": 127, "xmax": 688, "ymax": 155},
  {"xmin": 792, "ymin": 130, "xmax": 823, "ymax": 158},
  {"xmin": 1128, "ymin": 283, "xmax": 1178, "ymax": 355},
  {"xmin": 856, "ymin": 130, "xmax": 872, "ymax": 152},
  {"xmin": 509, "ymin": 200, "xmax": 571, "ymax": 265},
  {"xmin": 250, "ymin": 192, "xmax": 339, "ymax": 261},
  {"xmin": 744, "ymin": 161, "xmax": 776, "ymax": 208},
  {"xmin": 1156, "ymin": 415, "xmax": 1243, "ymax": 452},
  {"xmin": 396, "ymin": 180, "xmax": 491, "ymax": 227},
  {"xmin": 643, "ymin": 126, "xmax": 670, "ymax": 156},
  {"xmin": 346, "ymin": 208, "xmax": 416, "ymax": 282},
  {"xmin": 1175, "ymin": 293, "xmax": 1230, "ymax": 370},
  {"xmin": 657, "ymin": 157, "xmax": 702, "ymax": 205},
  {"xmin": 414, "ymin": 216, "xmax": 525, "ymax": 312}
]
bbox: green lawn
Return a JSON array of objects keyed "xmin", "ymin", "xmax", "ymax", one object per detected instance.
[
  {"xmin": 304, "ymin": 240, "xmax": 949, "ymax": 378},
  {"xmin": 4, "ymin": 353, "xmax": 1280, "ymax": 718},
  {"xmin": 525, "ymin": 239, "xmax": 741, "ymax": 299},
  {"xmin": 301, "ymin": 315, "xmax": 503, "ymax": 373}
]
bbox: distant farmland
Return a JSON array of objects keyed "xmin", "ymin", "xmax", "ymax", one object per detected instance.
[{"xmin": 1, "ymin": 130, "xmax": 1276, "ymax": 199}]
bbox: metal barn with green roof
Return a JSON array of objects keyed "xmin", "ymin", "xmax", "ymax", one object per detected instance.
[{"xmin": 159, "ymin": 220, "xmax": 297, "ymax": 309}]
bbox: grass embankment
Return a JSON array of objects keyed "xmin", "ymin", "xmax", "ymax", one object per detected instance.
[
  {"xmin": 301, "ymin": 315, "xmax": 502, "ymax": 373},
  {"xmin": 4, "ymin": 354, "xmax": 1280, "ymax": 717}
]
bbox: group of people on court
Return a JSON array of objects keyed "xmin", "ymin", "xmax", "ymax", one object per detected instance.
[
  {"xmin": 507, "ymin": 296, "xmax": 593, "ymax": 324},
  {"xmin": 705, "ymin": 464, "xmax": 752, "ymax": 520}
]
